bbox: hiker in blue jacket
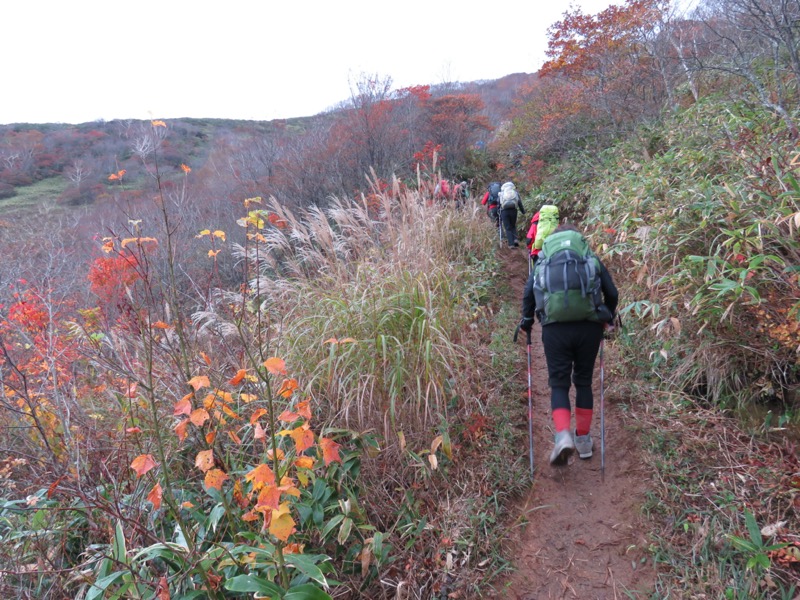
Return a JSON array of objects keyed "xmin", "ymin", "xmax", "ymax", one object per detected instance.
[{"xmin": 519, "ymin": 223, "xmax": 618, "ymax": 466}]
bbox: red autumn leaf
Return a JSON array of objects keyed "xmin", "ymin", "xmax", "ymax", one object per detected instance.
[
  {"xmin": 205, "ymin": 468, "xmax": 229, "ymax": 491},
  {"xmin": 131, "ymin": 454, "xmax": 157, "ymax": 478},
  {"xmin": 319, "ymin": 437, "xmax": 342, "ymax": 466},
  {"xmin": 263, "ymin": 357, "xmax": 287, "ymax": 375},
  {"xmin": 147, "ymin": 482, "xmax": 163, "ymax": 510},
  {"xmin": 126, "ymin": 426, "xmax": 142, "ymax": 434}
]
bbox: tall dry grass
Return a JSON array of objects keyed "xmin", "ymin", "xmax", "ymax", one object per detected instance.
[{"xmin": 194, "ymin": 176, "xmax": 493, "ymax": 438}]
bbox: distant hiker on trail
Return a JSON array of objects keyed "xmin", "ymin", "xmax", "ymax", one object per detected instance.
[
  {"xmin": 498, "ymin": 181, "xmax": 525, "ymax": 248},
  {"xmin": 481, "ymin": 181, "xmax": 502, "ymax": 225},
  {"xmin": 434, "ymin": 179, "xmax": 452, "ymax": 202},
  {"xmin": 518, "ymin": 223, "xmax": 618, "ymax": 466},
  {"xmin": 453, "ymin": 180, "xmax": 469, "ymax": 207}
]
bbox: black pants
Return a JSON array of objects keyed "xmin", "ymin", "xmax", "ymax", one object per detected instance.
[
  {"xmin": 500, "ymin": 207, "xmax": 518, "ymax": 245},
  {"xmin": 541, "ymin": 321, "xmax": 603, "ymax": 411},
  {"xmin": 488, "ymin": 206, "xmax": 499, "ymax": 226}
]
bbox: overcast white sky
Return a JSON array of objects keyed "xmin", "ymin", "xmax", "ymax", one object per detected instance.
[{"xmin": 2, "ymin": 0, "xmax": 694, "ymax": 125}]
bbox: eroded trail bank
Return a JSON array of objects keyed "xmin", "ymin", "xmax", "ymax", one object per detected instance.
[{"xmin": 496, "ymin": 248, "xmax": 656, "ymax": 600}]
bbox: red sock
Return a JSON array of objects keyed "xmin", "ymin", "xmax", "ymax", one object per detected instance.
[
  {"xmin": 575, "ymin": 408, "xmax": 593, "ymax": 436},
  {"xmin": 552, "ymin": 408, "xmax": 571, "ymax": 433}
]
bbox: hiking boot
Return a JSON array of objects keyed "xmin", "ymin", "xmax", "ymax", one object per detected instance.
[
  {"xmin": 574, "ymin": 431, "xmax": 593, "ymax": 459},
  {"xmin": 549, "ymin": 430, "xmax": 575, "ymax": 466}
]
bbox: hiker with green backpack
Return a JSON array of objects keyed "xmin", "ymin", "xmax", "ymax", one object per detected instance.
[{"xmin": 518, "ymin": 223, "xmax": 618, "ymax": 466}]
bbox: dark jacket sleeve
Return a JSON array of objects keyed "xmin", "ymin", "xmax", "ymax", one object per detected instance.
[
  {"xmin": 598, "ymin": 260, "xmax": 619, "ymax": 316},
  {"xmin": 522, "ymin": 270, "xmax": 537, "ymax": 320},
  {"xmin": 517, "ymin": 193, "xmax": 525, "ymax": 215}
]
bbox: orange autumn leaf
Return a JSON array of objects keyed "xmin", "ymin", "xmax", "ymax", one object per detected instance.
[
  {"xmin": 180, "ymin": 501, "xmax": 195, "ymax": 509},
  {"xmin": 147, "ymin": 482, "xmax": 163, "ymax": 510},
  {"xmin": 283, "ymin": 542, "xmax": 305, "ymax": 554},
  {"xmin": 205, "ymin": 468, "xmax": 229, "ymax": 491},
  {"xmin": 268, "ymin": 213, "xmax": 288, "ymax": 228},
  {"xmin": 101, "ymin": 238, "xmax": 115, "ymax": 253},
  {"xmin": 323, "ymin": 337, "xmax": 338, "ymax": 344},
  {"xmin": 250, "ymin": 408, "xmax": 268, "ymax": 424},
  {"xmin": 266, "ymin": 447, "xmax": 285, "ymax": 461},
  {"xmin": 245, "ymin": 463, "xmax": 276, "ymax": 490},
  {"xmin": 319, "ymin": 437, "xmax": 342, "ymax": 466},
  {"xmin": 180, "ymin": 163, "xmax": 191, "ymax": 173},
  {"xmin": 269, "ymin": 503, "xmax": 296, "ymax": 541},
  {"xmin": 233, "ymin": 479, "xmax": 248, "ymax": 508},
  {"xmin": 127, "ymin": 382, "xmax": 138, "ymax": 398},
  {"xmin": 296, "ymin": 400, "xmax": 312, "ymax": 421},
  {"xmin": 156, "ymin": 575, "xmax": 170, "ymax": 600},
  {"xmin": 277, "ymin": 378, "xmax": 299, "ymax": 398},
  {"xmin": 151, "ymin": 120, "xmax": 167, "ymax": 127},
  {"xmin": 173, "ymin": 394, "xmax": 192, "ymax": 416},
  {"xmin": 256, "ymin": 485, "xmax": 282, "ymax": 511},
  {"xmin": 205, "ymin": 431, "xmax": 216, "ymax": 445},
  {"xmin": 295, "ymin": 456, "xmax": 315, "ymax": 469},
  {"xmin": 263, "ymin": 357, "xmax": 287, "ymax": 375},
  {"xmin": 120, "ymin": 237, "xmax": 158, "ymax": 249},
  {"xmin": 240, "ymin": 393, "xmax": 258, "ymax": 403},
  {"xmin": 152, "ymin": 321, "xmax": 171, "ymax": 329},
  {"xmin": 253, "ymin": 422, "xmax": 267, "ymax": 441},
  {"xmin": 195, "ymin": 449, "xmax": 214, "ymax": 473},
  {"xmin": 174, "ymin": 419, "xmax": 189, "ymax": 442},
  {"xmin": 201, "ymin": 352, "xmax": 212, "ymax": 366},
  {"xmin": 278, "ymin": 409, "xmax": 301, "ymax": 423},
  {"xmin": 131, "ymin": 454, "xmax": 157, "ymax": 478},
  {"xmin": 229, "ymin": 369, "xmax": 247, "ymax": 385},
  {"xmin": 213, "ymin": 230, "xmax": 226, "ymax": 241},
  {"xmin": 208, "ymin": 249, "xmax": 221, "ymax": 258},
  {"xmin": 227, "ymin": 430, "xmax": 242, "ymax": 445},
  {"xmin": 280, "ymin": 423, "xmax": 315, "ymax": 453},
  {"xmin": 242, "ymin": 510, "xmax": 260, "ymax": 522},
  {"xmin": 189, "ymin": 408, "xmax": 210, "ymax": 427},
  {"xmin": 187, "ymin": 375, "xmax": 210, "ymax": 391}
]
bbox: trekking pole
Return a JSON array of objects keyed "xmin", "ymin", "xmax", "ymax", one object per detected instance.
[
  {"xmin": 498, "ymin": 209, "xmax": 503, "ymax": 247},
  {"xmin": 513, "ymin": 323, "xmax": 535, "ymax": 479},
  {"xmin": 526, "ymin": 328, "xmax": 535, "ymax": 479},
  {"xmin": 599, "ymin": 337, "xmax": 606, "ymax": 482}
]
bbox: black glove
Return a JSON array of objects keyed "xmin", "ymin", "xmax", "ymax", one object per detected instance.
[{"xmin": 519, "ymin": 317, "xmax": 534, "ymax": 333}]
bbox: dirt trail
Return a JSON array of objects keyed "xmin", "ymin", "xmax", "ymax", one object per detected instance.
[{"xmin": 497, "ymin": 248, "xmax": 656, "ymax": 600}]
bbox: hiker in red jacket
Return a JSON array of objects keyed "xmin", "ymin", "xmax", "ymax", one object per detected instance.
[
  {"xmin": 481, "ymin": 181, "xmax": 501, "ymax": 225},
  {"xmin": 526, "ymin": 211, "xmax": 541, "ymax": 263}
]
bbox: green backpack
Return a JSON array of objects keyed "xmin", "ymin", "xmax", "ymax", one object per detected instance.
[
  {"xmin": 533, "ymin": 204, "xmax": 559, "ymax": 250},
  {"xmin": 532, "ymin": 229, "xmax": 609, "ymax": 325}
]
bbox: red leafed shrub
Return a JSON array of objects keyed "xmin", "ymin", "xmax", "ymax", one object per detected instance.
[{"xmin": 87, "ymin": 254, "xmax": 140, "ymax": 306}]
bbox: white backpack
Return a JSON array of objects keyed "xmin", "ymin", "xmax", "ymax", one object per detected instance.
[{"xmin": 500, "ymin": 184, "xmax": 518, "ymax": 209}]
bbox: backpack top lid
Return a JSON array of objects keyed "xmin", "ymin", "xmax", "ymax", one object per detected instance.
[
  {"xmin": 540, "ymin": 228, "xmax": 591, "ymax": 259},
  {"xmin": 501, "ymin": 181, "xmax": 515, "ymax": 192}
]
